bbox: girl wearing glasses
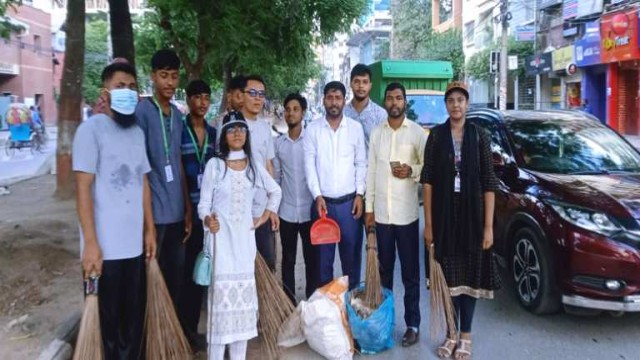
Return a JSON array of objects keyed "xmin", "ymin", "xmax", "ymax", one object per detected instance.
[{"xmin": 198, "ymin": 111, "xmax": 281, "ymax": 360}]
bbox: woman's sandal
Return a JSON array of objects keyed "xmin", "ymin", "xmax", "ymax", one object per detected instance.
[
  {"xmin": 454, "ymin": 339, "xmax": 472, "ymax": 360},
  {"xmin": 436, "ymin": 337, "xmax": 457, "ymax": 358}
]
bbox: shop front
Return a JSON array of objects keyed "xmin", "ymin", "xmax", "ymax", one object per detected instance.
[
  {"xmin": 525, "ymin": 52, "xmax": 553, "ymax": 110},
  {"xmin": 601, "ymin": 6, "xmax": 640, "ymax": 135},
  {"xmin": 552, "ymin": 45, "xmax": 580, "ymax": 110},
  {"xmin": 575, "ymin": 19, "xmax": 607, "ymax": 122}
]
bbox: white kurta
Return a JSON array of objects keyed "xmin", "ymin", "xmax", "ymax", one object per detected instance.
[{"xmin": 198, "ymin": 158, "xmax": 281, "ymax": 345}]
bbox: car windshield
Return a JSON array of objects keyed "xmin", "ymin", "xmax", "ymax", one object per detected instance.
[
  {"xmin": 406, "ymin": 94, "xmax": 449, "ymax": 127},
  {"xmin": 507, "ymin": 120, "xmax": 640, "ymax": 174}
]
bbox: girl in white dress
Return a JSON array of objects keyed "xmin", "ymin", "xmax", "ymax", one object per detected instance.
[{"xmin": 198, "ymin": 111, "xmax": 281, "ymax": 360}]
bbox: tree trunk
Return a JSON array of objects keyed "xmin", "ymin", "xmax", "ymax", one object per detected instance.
[
  {"xmin": 218, "ymin": 61, "xmax": 232, "ymax": 114},
  {"xmin": 108, "ymin": 0, "xmax": 135, "ymax": 67},
  {"xmin": 55, "ymin": 0, "xmax": 85, "ymax": 199}
]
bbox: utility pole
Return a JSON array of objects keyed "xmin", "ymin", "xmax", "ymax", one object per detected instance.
[
  {"xmin": 498, "ymin": 0, "xmax": 510, "ymax": 111},
  {"xmin": 533, "ymin": 0, "xmax": 541, "ymax": 110}
]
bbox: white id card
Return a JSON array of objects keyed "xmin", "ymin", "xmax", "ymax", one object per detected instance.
[
  {"xmin": 454, "ymin": 174, "xmax": 461, "ymax": 193},
  {"xmin": 197, "ymin": 173, "xmax": 203, "ymax": 189},
  {"xmin": 165, "ymin": 164, "xmax": 174, "ymax": 183}
]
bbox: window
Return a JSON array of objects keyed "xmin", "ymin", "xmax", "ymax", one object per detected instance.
[
  {"xmin": 439, "ymin": 0, "xmax": 453, "ymax": 24},
  {"xmin": 464, "ymin": 21, "xmax": 475, "ymax": 44},
  {"xmin": 33, "ymin": 35, "xmax": 41, "ymax": 52}
]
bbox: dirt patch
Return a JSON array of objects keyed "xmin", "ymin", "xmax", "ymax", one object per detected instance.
[{"xmin": 0, "ymin": 175, "xmax": 82, "ymax": 360}]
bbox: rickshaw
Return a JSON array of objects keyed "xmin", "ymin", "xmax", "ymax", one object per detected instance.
[{"xmin": 4, "ymin": 103, "xmax": 41, "ymax": 156}]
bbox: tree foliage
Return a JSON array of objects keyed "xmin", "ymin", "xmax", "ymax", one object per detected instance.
[
  {"xmin": 390, "ymin": 0, "xmax": 463, "ymax": 79},
  {"xmin": 466, "ymin": 37, "xmax": 534, "ymax": 80},
  {"xmin": 0, "ymin": 1, "xmax": 25, "ymax": 38},
  {"xmin": 137, "ymin": 0, "xmax": 366, "ymax": 104},
  {"xmin": 390, "ymin": 0, "xmax": 431, "ymax": 59},
  {"xmin": 84, "ymin": 19, "xmax": 108, "ymax": 105}
]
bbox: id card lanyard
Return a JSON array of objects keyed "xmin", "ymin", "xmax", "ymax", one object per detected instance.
[
  {"xmin": 451, "ymin": 131, "xmax": 462, "ymax": 193},
  {"xmin": 153, "ymin": 97, "xmax": 174, "ymax": 182},
  {"xmin": 184, "ymin": 117, "xmax": 209, "ymax": 188}
]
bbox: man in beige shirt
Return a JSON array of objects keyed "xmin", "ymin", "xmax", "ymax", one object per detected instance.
[{"xmin": 364, "ymin": 82, "xmax": 427, "ymax": 347}]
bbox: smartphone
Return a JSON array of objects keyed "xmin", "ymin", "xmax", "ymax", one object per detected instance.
[{"xmin": 390, "ymin": 161, "xmax": 401, "ymax": 170}]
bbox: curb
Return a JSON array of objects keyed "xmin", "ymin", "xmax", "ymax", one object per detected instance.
[{"xmin": 36, "ymin": 311, "xmax": 80, "ymax": 360}]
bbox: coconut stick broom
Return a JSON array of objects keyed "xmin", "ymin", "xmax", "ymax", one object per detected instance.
[
  {"xmin": 255, "ymin": 253, "xmax": 296, "ymax": 360},
  {"xmin": 145, "ymin": 258, "xmax": 192, "ymax": 359},
  {"xmin": 362, "ymin": 227, "xmax": 382, "ymax": 309},
  {"xmin": 428, "ymin": 244, "xmax": 457, "ymax": 342},
  {"xmin": 73, "ymin": 275, "xmax": 103, "ymax": 360}
]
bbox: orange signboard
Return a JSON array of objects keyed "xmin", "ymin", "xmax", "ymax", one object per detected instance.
[{"xmin": 600, "ymin": 7, "xmax": 640, "ymax": 63}]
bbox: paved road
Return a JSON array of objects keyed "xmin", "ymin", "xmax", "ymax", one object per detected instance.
[
  {"xmin": 267, "ymin": 212, "xmax": 640, "ymax": 360},
  {"xmin": 0, "ymin": 127, "xmax": 56, "ymax": 186}
]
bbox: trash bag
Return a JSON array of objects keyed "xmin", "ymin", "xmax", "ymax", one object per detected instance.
[{"xmin": 346, "ymin": 286, "xmax": 395, "ymax": 355}]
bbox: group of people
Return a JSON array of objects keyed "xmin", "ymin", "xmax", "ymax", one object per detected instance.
[{"xmin": 73, "ymin": 48, "xmax": 500, "ymax": 360}]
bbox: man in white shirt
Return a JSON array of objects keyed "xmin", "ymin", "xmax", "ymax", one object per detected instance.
[
  {"xmin": 274, "ymin": 93, "xmax": 316, "ymax": 300},
  {"xmin": 344, "ymin": 63, "xmax": 387, "ymax": 148},
  {"xmin": 304, "ymin": 81, "xmax": 367, "ymax": 290},
  {"xmin": 241, "ymin": 75, "xmax": 278, "ymax": 271},
  {"xmin": 365, "ymin": 82, "xmax": 427, "ymax": 347}
]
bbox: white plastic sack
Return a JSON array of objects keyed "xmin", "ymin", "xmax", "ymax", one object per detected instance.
[
  {"xmin": 277, "ymin": 304, "xmax": 305, "ymax": 348},
  {"xmin": 301, "ymin": 297, "xmax": 352, "ymax": 360}
]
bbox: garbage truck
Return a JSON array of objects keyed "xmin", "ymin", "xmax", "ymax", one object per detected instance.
[{"xmin": 369, "ymin": 60, "xmax": 453, "ymax": 130}]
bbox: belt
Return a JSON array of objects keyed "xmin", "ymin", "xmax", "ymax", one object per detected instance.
[{"xmin": 324, "ymin": 192, "xmax": 356, "ymax": 204}]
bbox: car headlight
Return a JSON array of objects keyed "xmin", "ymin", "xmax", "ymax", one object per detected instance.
[{"xmin": 546, "ymin": 200, "xmax": 623, "ymax": 236}]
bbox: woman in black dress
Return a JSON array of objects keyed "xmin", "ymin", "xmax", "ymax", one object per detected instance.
[{"xmin": 421, "ymin": 81, "xmax": 501, "ymax": 360}]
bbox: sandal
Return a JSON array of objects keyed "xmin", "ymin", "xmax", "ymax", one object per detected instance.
[
  {"xmin": 454, "ymin": 339, "xmax": 472, "ymax": 360},
  {"xmin": 436, "ymin": 337, "xmax": 457, "ymax": 358}
]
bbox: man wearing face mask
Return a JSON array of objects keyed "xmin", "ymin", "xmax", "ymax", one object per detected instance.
[{"xmin": 73, "ymin": 62, "xmax": 156, "ymax": 359}]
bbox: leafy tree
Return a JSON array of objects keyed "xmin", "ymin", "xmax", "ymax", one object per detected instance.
[
  {"xmin": 466, "ymin": 37, "xmax": 534, "ymax": 80},
  {"xmin": 390, "ymin": 0, "xmax": 463, "ymax": 79},
  {"xmin": 420, "ymin": 29, "xmax": 464, "ymax": 79},
  {"xmin": 0, "ymin": 1, "xmax": 23, "ymax": 39},
  {"xmin": 137, "ymin": 0, "xmax": 366, "ymax": 107},
  {"xmin": 390, "ymin": 0, "xmax": 431, "ymax": 59},
  {"xmin": 84, "ymin": 19, "xmax": 109, "ymax": 105}
]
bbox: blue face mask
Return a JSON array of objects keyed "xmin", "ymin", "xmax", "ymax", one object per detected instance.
[{"xmin": 109, "ymin": 88, "xmax": 138, "ymax": 115}]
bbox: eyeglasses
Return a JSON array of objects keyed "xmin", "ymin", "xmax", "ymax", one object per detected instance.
[
  {"xmin": 226, "ymin": 126, "xmax": 248, "ymax": 135},
  {"xmin": 244, "ymin": 89, "xmax": 266, "ymax": 98}
]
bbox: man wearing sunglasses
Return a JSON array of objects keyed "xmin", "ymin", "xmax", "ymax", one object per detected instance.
[{"xmin": 241, "ymin": 75, "xmax": 279, "ymax": 272}]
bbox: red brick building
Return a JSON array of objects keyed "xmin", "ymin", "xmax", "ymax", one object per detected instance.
[{"xmin": 0, "ymin": 3, "xmax": 57, "ymax": 125}]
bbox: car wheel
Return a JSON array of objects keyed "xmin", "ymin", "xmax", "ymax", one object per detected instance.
[{"xmin": 512, "ymin": 227, "xmax": 561, "ymax": 314}]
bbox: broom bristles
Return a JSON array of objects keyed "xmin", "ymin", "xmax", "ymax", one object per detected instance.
[
  {"xmin": 363, "ymin": 231, "xmax": 382, "ymax": 309},
  {"xmin": 255, "ymin": 253, "xmax": 296, "ymax": 360},
  {"xmin": 73, "ymin": 295, "xmax": 103, "ymax": 360},
  {"xmin": 429, "ymin": 245, "xmax": 457, "ymax": 342},
  {"xmin": 145, "ymin": 258, "xmax": 191, "ymax": 360}
]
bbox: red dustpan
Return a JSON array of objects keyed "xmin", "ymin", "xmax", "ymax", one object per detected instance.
[{"xmin": 310, "ymin": 210, "xmax": 341, "ymax": 245}]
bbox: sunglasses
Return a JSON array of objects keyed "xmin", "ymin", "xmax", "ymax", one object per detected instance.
[
  {"xmin": 226, "ymin": 126, "xmax": 248, "ymax": 135},
  {"xmin": 244, "ymin": 89, "xmax": 266, "ymax": 98}
]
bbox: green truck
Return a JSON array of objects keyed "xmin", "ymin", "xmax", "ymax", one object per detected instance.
[{"xmin": 369, "ymin": 60, "xmax": 453, "ymax": 129}]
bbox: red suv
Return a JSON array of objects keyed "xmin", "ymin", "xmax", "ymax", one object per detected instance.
[{"xmin": 467, "ymin": 109, "xmax": 640, "ymax": 314}]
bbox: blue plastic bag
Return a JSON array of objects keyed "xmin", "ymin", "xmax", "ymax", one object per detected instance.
[{"xmin": 346, "ymin": 286, "xmax": 395, "ymax": 354}]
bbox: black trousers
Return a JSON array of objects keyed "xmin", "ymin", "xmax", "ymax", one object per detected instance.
[
  {"xmin": 98, "ymin": 255, "xmax": 146, "ymax": 360},
  {"xmin": 255, "ymin": 219, "xmax": 276, "ymax": 271},
  {"xmin": 156, "ymin": 221, "xmax": 186, "ymax": 321},
  {"xmin": 376, "ymin": 220, "xmax": 421, "ymax": 328},
  {"xmin": 280, "ymin": 218, "xmax": 316, "ymax": 300},
  {"xmin": 179, "ymin": 213, "xmax": 205, "ymax": 334},
  {"xmin": 453, "ymin": 294, "xmax": 477, "ymax": 333}
]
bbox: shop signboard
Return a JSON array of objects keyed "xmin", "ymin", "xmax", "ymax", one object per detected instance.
[
  {"xmin": 525, "ymin": 52, "xmax": 552, "ymax": 75},
  {"xmin": 600, "ymin": 7, "xmax": 640, "ymax": 63},
  {"xmin": 0, "ymin": 62, "xmax": 19, "ymax": 75},
  {"xmin": 575, "ymin": 20, "xmax": 602, "ymax": 66},
  {"xmin": 552, "ymin": 46, "xmax": 574, "ymax": 71}
]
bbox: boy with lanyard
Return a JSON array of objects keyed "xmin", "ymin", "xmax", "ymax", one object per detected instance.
[
  {"xmin": 134, "ymin": 49, "xmax": 192, "ymax": 321},
  {"xmin": 180, "ymin": 79, "xmax": 218, "ymax": 348}
]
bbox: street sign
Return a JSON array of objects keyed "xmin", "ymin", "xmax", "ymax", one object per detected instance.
[{"xmin": 508, "ymin": 55, "xmax": 518, "ymax": 70}]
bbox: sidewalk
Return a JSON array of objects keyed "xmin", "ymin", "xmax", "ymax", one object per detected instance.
[{"xmin": 0, "ymin": 127, "xmax": 57, "ymax": 187}]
